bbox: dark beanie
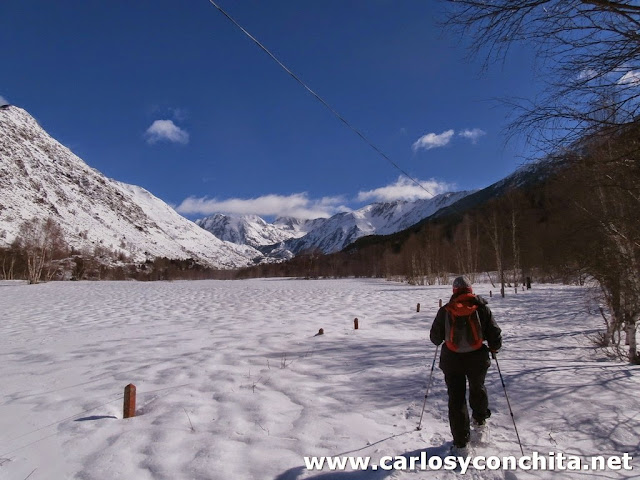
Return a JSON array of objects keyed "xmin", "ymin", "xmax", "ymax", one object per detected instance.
[{"xmin": 452, "ymin": 276, "xmax": 472, "ymax": 294}]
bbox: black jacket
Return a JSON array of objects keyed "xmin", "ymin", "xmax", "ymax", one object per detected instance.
[{"xmin": 430, "ymin": 293, "xmax": 502, "ymax": 371}]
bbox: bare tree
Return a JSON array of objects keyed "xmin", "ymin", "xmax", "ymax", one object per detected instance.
[
  {"xmin": 16, "ymin": 217, "xmax": 67, "ymax": 284},
  {"xmin": 560, "ymin": 120, "xmax": 640, "ymax": 362},
  {"xmin": 509, "ymin": 195, "xmax": 521, "ymax": 287},
  {"xmin": 454, "ymin": 215, "xmax": 479, "ymax": 283},
  {"xmin": 1, "ymin": 249, "xmax": 16, "ymax": 280},
  {"xmin": 486, "ymin": 208, "xmax": 506, "ymax": 297},
  {"xmin": 442, "ymin": 0, "xmax": 640, "ymax": 150}
]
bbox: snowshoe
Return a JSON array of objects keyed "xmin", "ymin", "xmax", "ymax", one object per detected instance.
[{"xmin": 471, "ymin": 419, "xmax": 491, "ymax": 445}]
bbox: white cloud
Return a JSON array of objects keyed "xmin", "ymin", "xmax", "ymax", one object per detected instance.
[
  {"xmin": 0, "ymin": 95, "xmax": 8, "ymax": 106},
  {"xmin": 357, "ymin": 176, "xmax": 455, "ymax": 202},
  {"xmin": 412, "ymin": 129, "xmax": 455, "ymax": 152},
  {"xmin": 458, "ymin": 128, "xmax": 487, "ymax": 144},
  {"xmin": 145, "ymin": 119, "xmax": 189, "ymax": 144},
  {"xmin": 618, "ymin": 70, "xmax": 640, "ymax": 86},
  {"xmin": 176, "ymin": 193, "xmax": 349, "ymax": 219},
  {"xmin": 577, "ymin": 69, "xmax": 598, "ymax": 81}
]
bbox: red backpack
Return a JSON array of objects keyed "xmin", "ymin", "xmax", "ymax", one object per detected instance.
[{"xmin": 444, "ymin": 293, "xmax": 484, "ymax": 353}]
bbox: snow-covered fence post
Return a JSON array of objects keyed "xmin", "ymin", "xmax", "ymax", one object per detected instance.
[
  {"xmin": 354, "ymin": 318, "xmax": 359, "ymax": 329},
  {"xmin": 417, "ymin": 303, "xmax": 420, "ymax": 312},
  {"xmin": 123, "ymin": 383, "xmax": 136, "ymax": 419}
]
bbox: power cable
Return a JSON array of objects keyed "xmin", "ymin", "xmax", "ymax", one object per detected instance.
[{"xmin": 206, "ymin": 0, "xmax": 437, "ymax": 198}]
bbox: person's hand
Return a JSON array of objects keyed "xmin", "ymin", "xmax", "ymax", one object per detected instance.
[{"xmin": 490, "ymin": 349, "xmax": 499, "ymax": 359}]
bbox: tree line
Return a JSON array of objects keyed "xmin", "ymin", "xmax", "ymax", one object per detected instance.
[{"xmin": 0, "ymin": 218, "xmax": 235, "ymax": 284}]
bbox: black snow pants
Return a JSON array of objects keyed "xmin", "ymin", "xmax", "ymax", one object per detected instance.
[{"xmin": 440, "ymin": 345, "xmax": 491, "ymax": 446}]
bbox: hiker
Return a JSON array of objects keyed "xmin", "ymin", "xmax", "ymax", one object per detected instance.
[{"xmin": 429, "ymin": 276, "xmax": 502, "ymax": 451}]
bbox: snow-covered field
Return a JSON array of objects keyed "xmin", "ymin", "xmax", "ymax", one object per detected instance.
[{"xmin": 0, "ymin": 279, "xmax": 638, "ymax": 479}]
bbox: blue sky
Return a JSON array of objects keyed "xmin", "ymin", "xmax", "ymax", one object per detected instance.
[{"xmin": 1, "ymin": 1, "xmax": 539, "ymax": 220}]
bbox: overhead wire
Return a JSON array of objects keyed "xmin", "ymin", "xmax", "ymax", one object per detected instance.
[{"xmin": 206, "ymin": 0, "xmax": 438, "ymax": 199}]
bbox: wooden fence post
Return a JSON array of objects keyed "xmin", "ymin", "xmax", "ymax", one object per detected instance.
[
  {"xmin": 439, "ymin": 299, "xmax": 442, "ymax": 308},
  {"xmin": 354, "ymin": 318, "xmax": 359, "ymax": 330},
  {"xmin": 416, "ymin": 303, "xmax": 420, "ymax": 312},
  {"xmin": 123, "ymin": 383, "xmax": 136, "ymax": 419}
]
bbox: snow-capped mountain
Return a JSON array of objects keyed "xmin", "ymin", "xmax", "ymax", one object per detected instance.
[
  {"xmin": 273, "ymin": 216, "xmax": 328, "ymax": 238},
  {"xmin": 282, "ymin": 191, "xmax": 472, "ymax": 254},
  {"xmin": 199, "ymin": 191, "xmax": 472, "ymax": 257},
  {"xmin": 196, "ymin": 213, "xmax": 323, "ymax": 248},
  {"xmin": 0, "ymin": 105, "xmax": 261, "ymax": 268}
]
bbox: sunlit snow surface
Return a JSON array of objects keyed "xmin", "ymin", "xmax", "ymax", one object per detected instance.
[{"xmin": 0, "ymin": 279, "xmax": 638, "ymax": 479}]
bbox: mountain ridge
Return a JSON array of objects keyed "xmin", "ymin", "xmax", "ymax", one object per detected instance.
[
  {"xmin": 0, "ymin": 106, "xmax": 261, "ymax": 269},
  {"xmin": 196, "ymin": 190, "xmax": 473, "ymax": 258}
]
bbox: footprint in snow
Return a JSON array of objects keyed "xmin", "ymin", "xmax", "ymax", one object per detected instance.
[{"xmin": 430, "ymin": 432, "xmax": 445, "ymax": 446}]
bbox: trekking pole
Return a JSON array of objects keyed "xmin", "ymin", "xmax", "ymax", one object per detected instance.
[
  {"xmin": 492, "ymin": 352, "xmax": 525, "ymax": 455},
  {"xmin": 416, "ymin": 344, "xmax": 439, "ymax": 431}
]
